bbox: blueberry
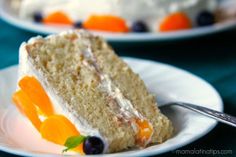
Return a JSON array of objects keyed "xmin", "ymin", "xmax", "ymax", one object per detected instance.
[
  {"xmin": 83, "ymin": 136, "xmax": 104, "ymax": 154},
  {"xmin": 74, "ymin": 21, "xmax": 83, "ymax": 28},
  {"xmin": 131, "ymin": 21, "xmax": 148, "ymax": 33},
  {"xmin": 196, "ymin": 11, "xmax": 215, "ymax": 27},
  {"xmin": 33, "ymin": 12, "xmax": 43, "ymax": 23}
]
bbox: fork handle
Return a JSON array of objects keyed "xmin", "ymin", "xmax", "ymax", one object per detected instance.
[{"xmin": 171, "ymin": 102, "xmax": 236, "ymax": 127}]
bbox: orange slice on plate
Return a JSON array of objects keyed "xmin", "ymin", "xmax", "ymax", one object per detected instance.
[
  {"xmin": 40, "ymin": 115, "xmax": 84, "ymax": 154},
  {"xmin": 19, "ymin": 76, "xmax": 54, "ymax": 116},
  {"xmin": 14, "ymin": 76, "xmax": 83, "ymax": 153},
  {"xmin": 12, "ymin": 90, "xmax": 42, "ymax": 131},
  {"xmin": 40, "ymin": 115, "xmax": 80, "ymax": 145}
]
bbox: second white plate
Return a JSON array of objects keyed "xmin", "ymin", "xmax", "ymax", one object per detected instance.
[
  {"xmin": 1, "ymin": 0, "xmax": 236, "ymax": 42},
  {"xmin": 0, "ymin": 57, "xmax": 223, "ymax": 157}
]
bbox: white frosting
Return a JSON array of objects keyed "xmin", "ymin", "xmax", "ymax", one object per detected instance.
[
  {"xmin": 18, "ymin": 32, "xmax": 108, "ymax": 152},
  {"xmin": 17, "ymin": 0, "xmax": 217, "ymax": 31}
]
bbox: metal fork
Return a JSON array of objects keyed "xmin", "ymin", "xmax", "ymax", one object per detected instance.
[{"xmin": 160, "ymin": 102, "xmax": 236, "ymax": 127}]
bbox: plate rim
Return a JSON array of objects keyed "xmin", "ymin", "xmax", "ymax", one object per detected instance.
[
  {"xmin": 0, "ymin": 57, "xmax": 223, "ymax": 157},
  {"xmin": 0, "ymin": 0, "xmax": 236, "ymax": 42}
]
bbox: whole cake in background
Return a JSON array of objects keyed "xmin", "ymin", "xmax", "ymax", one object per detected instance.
[
  {"xmin": 12, "ymin": 30, "xmax": 173, "ymax": 155},
  {"xmin": 11, "ymin": 0, "xmax": 219, "ymax": 33}
]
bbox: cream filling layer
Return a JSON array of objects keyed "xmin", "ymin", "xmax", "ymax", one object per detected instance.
[{"xmin": 81, "ymin": 45, "xmax": 142, "ymax": 120}]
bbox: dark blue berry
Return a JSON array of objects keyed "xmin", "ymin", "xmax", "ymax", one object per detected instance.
[
  {"xmin": 83, "ymin": 136, "xmax": 104, "ymax": 154},
  {"xmin": 131, "ymin": 21, "xmax": 148, "ymax": 33},
  {"xmin": 196, "ymin": 11, "xmax": 215, "ymax": 27},
  {"xmin": 74, "ymin": 21, "xmax": 83, "ymax": 28},
  {"xmin": 33, "ymin": 12, "xmax": 43, "ymax": 23}
]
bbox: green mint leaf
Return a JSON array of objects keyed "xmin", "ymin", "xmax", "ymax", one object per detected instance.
[{"xmin": 62, "ymin": 135, "xmax": 86, "ymax": 153}]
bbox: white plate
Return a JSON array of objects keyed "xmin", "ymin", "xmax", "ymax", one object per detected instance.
[
  {"xmin": 0, "ymin": 58, "xmax": 223, "ymax": 157},
  {"xmin": 0, "ymin": 0, "xmax": 236, "ymax": 42}
]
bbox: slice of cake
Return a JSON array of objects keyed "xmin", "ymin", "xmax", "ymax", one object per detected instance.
[{"xmin": 12, "ymin": 30, "xmax": 173, "ymax": 154}]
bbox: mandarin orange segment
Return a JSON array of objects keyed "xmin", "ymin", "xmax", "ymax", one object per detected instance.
[
  {"xmin": 83, "ymin": 15, "xmax": 129, "ymax": 33},
  {"xmin": 43, "ymin": 11, "xmax": 73, "ymax": 25},
  {"xmin": 159, "ymin": 12, "xmax": 192, "ymax": 32},
  {"xmin": 12, "ymin": 90, "xmax": 42, "ymax": 131},
  {"xmin": 19, "ymin": 76, "xmax": 54, "ymax": 116},
  {"xmin": 135, "ymin": 119, "xmax": 153, "ymax": 146},
  {"xmin": 73, "ymin": 143, "xmax": 84, "ymax": 155},
  {"xmin": 40, "ymin": 115, "xmax": 79, "ymax": 145},
  {"xmin": 40, "ymin": 115, "xmax": 83, "ymax": 153}
]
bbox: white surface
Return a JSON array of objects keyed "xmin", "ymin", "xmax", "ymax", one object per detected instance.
[
  {"xmin": 0, "ymin": 0, "xmax": 236, "ymax": 42},
  {"xmin": 0, "ymin": 57, "xmax": 223, "ymax": 157}
]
